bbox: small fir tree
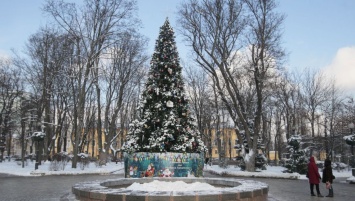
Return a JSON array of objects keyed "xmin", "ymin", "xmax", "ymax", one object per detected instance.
[
  {"xmin": 284, "ymin": 134, "xmax": 308, "ymax": 174},
  {"xmin": 122, "ymin": 19, "xmax": 206, "ymax": 153}
]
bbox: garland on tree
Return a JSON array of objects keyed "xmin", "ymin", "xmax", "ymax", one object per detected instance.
[{"xmin": 121, "ymin": 19, "xmax": 207, "ymax": 154}]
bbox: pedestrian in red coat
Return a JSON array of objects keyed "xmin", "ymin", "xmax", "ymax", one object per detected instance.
[{"xmin": 307, "ymin": 156, "xmax": 323, "ymax": 197}]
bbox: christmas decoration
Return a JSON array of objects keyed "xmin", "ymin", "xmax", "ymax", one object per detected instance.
[
  {"xmin": 166, "ymin": 100, "xmax": 173, "ymax": 108},
  {"xmin": 121, "ymin": 18, "xmax": 207, "ymax": 154}
]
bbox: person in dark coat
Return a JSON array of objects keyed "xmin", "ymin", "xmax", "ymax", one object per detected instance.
[
  {"xmin": 205, "ymin": 157, "xmax": 210, "ymax": 166},
  {"xmin": 307, "ymin": 156, "xmax": 323, "ymax": 197},
  {"xmin": 322, "ymin": 159, "xmax": 334, "ymax": 197}
]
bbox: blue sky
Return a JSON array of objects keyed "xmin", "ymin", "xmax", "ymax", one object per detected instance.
[{"xmin": 1, "ymin": 0, "xmax": 355, "ymax": 92}]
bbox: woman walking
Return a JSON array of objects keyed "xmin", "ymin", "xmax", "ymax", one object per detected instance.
[
  {"xmin": 307, "ymin": 156, "xmax": 323, "ymax": 197},
  {"xmin": 322, "ymin": 159, "xmax": 334, "ymax": 197}
]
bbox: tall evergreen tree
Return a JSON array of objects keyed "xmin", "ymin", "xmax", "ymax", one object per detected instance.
[{"xmin": 122, "ymin": 19, "xmax": 206, "ymax": 153}]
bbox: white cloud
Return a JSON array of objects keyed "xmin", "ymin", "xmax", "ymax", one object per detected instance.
[
  {"xmin": 0, "ymin": 50, "xmax": 11, "ymax": 60},
  {"xmin": 323, "ymin": 47, "xmax": 355, "ymax": 93}
]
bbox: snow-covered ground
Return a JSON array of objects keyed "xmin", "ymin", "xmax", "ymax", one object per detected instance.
[
  {"xmin": 204, "ymin": 164, "xmax": 354, "ymax": 181},
  {"xmin": 0, "ymin": 160, "xmax": 123, "ymax": 176},
  {"xmin": 0, "ymin": 159, "xmax": 353, "ymax": 183}
]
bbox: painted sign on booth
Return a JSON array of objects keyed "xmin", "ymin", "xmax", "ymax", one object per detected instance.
[{"xmin": 124, "ymin": 152, "xmax": 204, "ymax": 178}]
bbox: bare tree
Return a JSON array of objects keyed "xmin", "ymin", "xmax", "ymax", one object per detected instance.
[
  {"xmin": 300, "ymin": 68, "xmax": 330, "ymax": 137},
  {"xmin": 267, "ymin": 71, "xmax": 300, "ymax": 161},
  {"xmin": 101, "ymin": 31, "xmax": 148, "ymax": 155},
  {"xmin": 183, "ymin": 63, "xmax": 215, "ymax": 157},
  {"xmin": 20, "ymin": 27, "xmax": 77, "ymax": 161},
  {"xmin": 0, "ymin": 58, "xmax": 23, "ymax": 162},
  {"xmin": 178, "ymin": 0, "xmax": 285, "ymax": 171},
  {"xmin": 43, "ymin": 0, "xmax": 139, "ymax": 168},
  {"xmin": 321, "ymin": 81, "xmax": 345, "ymax": 159}
]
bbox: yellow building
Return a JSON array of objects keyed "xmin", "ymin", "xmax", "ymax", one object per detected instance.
[
  {"xmin": 209, "ymin": 128, "xmax": 240, "ymax": 159},
  {"xmin": 58, "ymin": 128, "xmax": 127, "ymax": 159},
  {"xmin": 207, "ymin": 128, "xmax": 270, "ymax": 161},
  {"xmin": 268, "ymin": 151, "xmax": 279, "ymax": 161}
]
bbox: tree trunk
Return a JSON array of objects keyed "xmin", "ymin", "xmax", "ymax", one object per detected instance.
[{"xmin": 245, "ymin": 151, "xmax": 256, "ymax": 172}]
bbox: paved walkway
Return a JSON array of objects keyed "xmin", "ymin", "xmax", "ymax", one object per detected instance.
[
  {"xmin": 0, "ymin": 173, "xmax": 113, "ymax": 201},
  {"xmin": 0, "ymin": 172, "xmax": 353, "ymax": 201},
  {"xmin": 204, "ymin": 171, "xmax": 354, "ymax": 201}
]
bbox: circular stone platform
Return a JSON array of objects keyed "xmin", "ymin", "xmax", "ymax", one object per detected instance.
[{"xmin": 72, "ymin": 177, "xmax": 268, "ymax": 201}]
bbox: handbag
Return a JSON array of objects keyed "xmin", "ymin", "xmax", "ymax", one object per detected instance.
[{"xmin": 326, "ymin": 182, "xmax": 331, "ymax": 189}]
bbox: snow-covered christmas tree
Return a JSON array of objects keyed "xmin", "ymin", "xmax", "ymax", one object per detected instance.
[
  {"xmin": 284, "ymin": 134, "xmax": 308, "ymax": 174},
  {"xmin": 122, "ymin": 19, "xmax": 206, "ymax": 154}
]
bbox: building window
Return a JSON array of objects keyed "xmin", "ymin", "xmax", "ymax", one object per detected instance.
[{"xmin": 215, "ymin": 150, "xmax": 218, "ymax": 154}]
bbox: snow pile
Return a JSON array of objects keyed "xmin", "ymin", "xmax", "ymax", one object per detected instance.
[
  {"xmin": 346, "ymin": 176, "xmax": 355, "ymax": 183},
  {"xmin": 126, "ymin": 180, "xmax": 220, "ymax": 191},
  {"xmin": 205, "ymin": 165, "xmax": 300, "ymax": 179}
]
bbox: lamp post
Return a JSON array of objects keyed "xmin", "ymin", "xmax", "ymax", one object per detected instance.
[
  {"xmin": 0, "ymin": 133, "xmax": 5, "ymax": 162},
  {"xmin": 32, "ymin": 132, "xmax": 45, "ymax": 170},
  {"xmin": 217, "ymin": 130, "xmax": 221, "ymax": 164}
]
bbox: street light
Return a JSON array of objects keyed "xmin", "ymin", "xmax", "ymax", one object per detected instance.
[
  {"xmin": 32, "ymin": 132, "xmax": 46, "ymax": 170},
  {"xmin": 216, "ymin": 130, "xmax": 226, "ymax": 168},
  {"xmin": 0, "ymin": 134, "xmax": 5, "ymax": 162},
  {"xmin": 216, "ymin": 130, "xmax": 221, "ymax": 162}
]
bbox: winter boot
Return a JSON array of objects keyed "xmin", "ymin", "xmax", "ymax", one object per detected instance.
[
  {"xmin": 326, "ymin": 188, "xmax": 334, "ymax": 197},
  {"xmin": 310, "ymin": 185, "xmax": 316, "ymax": 196},
  {"xmin": 317, "ymin": 193, "xmax": 323, "ymax": 197}
]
